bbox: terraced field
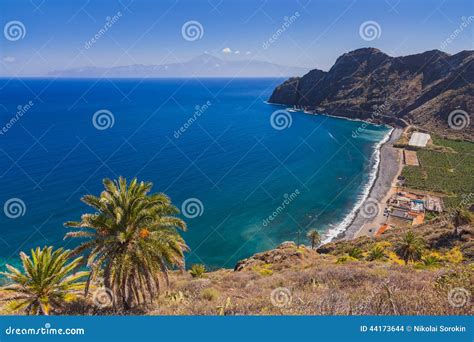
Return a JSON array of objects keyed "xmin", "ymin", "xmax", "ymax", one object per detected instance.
[{"xmin": 401, "ymin": 137, "xmax": 474, "ymax": 208}]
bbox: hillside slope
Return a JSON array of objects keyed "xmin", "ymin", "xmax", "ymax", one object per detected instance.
[
  {"xmin": 150, "ymin": 240, "xmax": 472, "ymax": 315},
  {"xmin": 1, "ymin": 223, "xmax": 471, "ymax": 316},
  {"xmin": 269, "ymin": 48, "xmax": 473, "ymax": 138}
]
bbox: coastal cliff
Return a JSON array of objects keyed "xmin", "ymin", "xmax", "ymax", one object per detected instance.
[{"xmin": 269, "ymin": 48, "xmax": 473, "ymax": 138}]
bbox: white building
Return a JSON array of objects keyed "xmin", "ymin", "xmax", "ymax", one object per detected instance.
[{"xmin": 408, "ymin": 132, "xmax": 431, "ymax": 148}]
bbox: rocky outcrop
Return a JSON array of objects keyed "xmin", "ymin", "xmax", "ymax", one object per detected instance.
[
  {"xmin": 269, "ymin": 48, "xmax": 473, "ymax": 138},
  {"xmin": 234, "ymin": 241, "xmax": 316, "ymax": 271}
]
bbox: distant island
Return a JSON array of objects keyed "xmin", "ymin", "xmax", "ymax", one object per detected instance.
[{"xmin": 49, "ymin": 53, "xmax": 310, "ymax": 78}]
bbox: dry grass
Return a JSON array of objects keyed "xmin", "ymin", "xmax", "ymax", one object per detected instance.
[
  {"xmin": 141, "ymin": 244, "xmax": 473, "ymax": 316},
  {"xmin": 1, "ymin": 224, "xmax": 472, "ymax": 316}
]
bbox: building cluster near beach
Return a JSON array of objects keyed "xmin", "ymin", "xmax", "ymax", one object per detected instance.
[
  {"xmin": 372, "ymin": 131, "xmax": 445, "ymax": 237},
  {"xmin": 375, "ymin": 190, "xmax": 444, "ymax": 236}
]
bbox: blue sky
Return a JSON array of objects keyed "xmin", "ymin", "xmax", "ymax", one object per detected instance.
[{"xmin": 0, "ymin": 0, "xmax": 473, "ymax": 76}]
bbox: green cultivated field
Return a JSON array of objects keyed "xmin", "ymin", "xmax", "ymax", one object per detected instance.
[{"xmin": 402, "ymin": 137, "xmax": 474, "ymax": 208}]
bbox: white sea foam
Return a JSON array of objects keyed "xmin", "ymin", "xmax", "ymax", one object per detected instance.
[
  {"xmin": 321, "ymin": 127, "xmax": 393, "ymax": 244},
  {"xmin": 263, "ymin": 101, "xmax": 393, "ymax": 243}
]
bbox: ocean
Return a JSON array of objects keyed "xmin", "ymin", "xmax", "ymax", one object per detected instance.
[{"xmin": 0, "ymin": 78, "xmax": 390, "ymax": 269}]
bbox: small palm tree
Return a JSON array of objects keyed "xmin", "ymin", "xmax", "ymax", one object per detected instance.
[
  {"xmin": 348, "ymin": 247, "xmax": 363, "ymax": 260},
  {"xmin": 65, "ymin": 177, "xmax": 188, "ymax": 310},
  {"xmin": 306, "ymin": 229, "xmax": 321, "ymax": 249},
  {"xmin": 189, "ymin": 264, "xmax": 206, "ymax": 278},
  {"xmin": 367, "ymin": 246, "xmax": 386, "ymax": 261},
  {"xmin": 0, "ymin": 246, "xmax": 87, "ymax": 315},
  {"xmin": 421, "ymin": 254, "xmax": 441, "ymax": 267},
  {"xmin": 394, "ymin": 231, "xmax": 425, "ymax": 265}
]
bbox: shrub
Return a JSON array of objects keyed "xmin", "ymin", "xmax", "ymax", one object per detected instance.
[
  {"xmin": 386, "ymin": 251, "xmax": 405, "ymax": 265},
  {"xmin": 165, "ymin": 290, "xmax": 185, "ymax": 304},
  {"xmin": 336, "ymin": 255, "xmax": 358, "ymax": 264},
  {"xmin": 251, "ymin": 264, "xmax": 273, "ymax": 276},
  {"xmin": 201, "ymin": 288, "xmax": 219, "ymax": 301},
  {"xmin": 434, "ymin": 267, "xmax": 472, "ymax": 298},
  {"xmin": 0, "ymin": 246, "xmax": 88, "ymax": 315},
  {"xmin": 367, "ymin": 246, "xmax": 386, "ymax": 261},
  {"xmin": 375, "ymin": 241, "xmax": 392, "ymax": 249},
  {"xmin": 190, "ymin": 264, "xmax": 206, "ymax": 278},
  {"xmin": 421, "ymin": 252, "xmax": 442, "ymax": 267},
  {"xmin": 444, "ymin": 247, "xmax": 463, "ymax": 264},
  {"xmin": 347, "ymin": 247, "xmax": 363, "ymax": 260}
]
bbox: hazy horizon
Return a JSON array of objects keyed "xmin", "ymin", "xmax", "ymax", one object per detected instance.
[{"xmin": 1, "ymin": 0, "xmax": 473, "ymax": 77}]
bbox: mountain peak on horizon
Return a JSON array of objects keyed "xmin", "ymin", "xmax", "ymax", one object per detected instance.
[
  {"xmin": 188, "ymin": 53, "xmax": 223, "ymax": 64},
  {"xmin": 49, "ymin": 53, "xmax": 310, "ymax": 78}
]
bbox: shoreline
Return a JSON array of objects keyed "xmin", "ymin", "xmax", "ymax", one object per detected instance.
[
  {"xmin": 321, "ymin": 126, "xmax": 400, "ymax": 243},
  {"xmin": 343, "ymin": 127, "xmax": 404, "ymax": 240},
  {"xmin": 264, "ymin": 101, "xmax": 404, "ymax": 242}
]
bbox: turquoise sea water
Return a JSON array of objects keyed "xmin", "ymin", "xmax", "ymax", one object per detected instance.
[{"xmin": 0, "ymin": 78, "xmax": 390, "ymax": 269}]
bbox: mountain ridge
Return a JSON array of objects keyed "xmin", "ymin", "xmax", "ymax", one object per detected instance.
[
  {"xmin": 269, "ymin": 48, "xmax": 473, "ymax": 138},
  {"xmin": 49, "ymin": 53, "xmax": 310, "ymax": 78}
]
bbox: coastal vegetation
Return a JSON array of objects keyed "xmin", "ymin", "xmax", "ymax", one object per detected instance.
[
  {"xmin": 394, "ymin": 231, "xmax": 425, "ymax": 265},
  {"xmin": 0, "ymin": 247, "xmax": 87, "ymax": 315},
  {"xmin": 402, "ymin": 136, "xmax": 474, "ymax": 208},
  {"xmin": 151, "ymin": 241, "xmax": 472, "ymax": 315},
  {"xmin": 64, "ymin": 177, "xmax": 188, "ymax": 311},
  {"xmin": 366, "ymin": 245, "xmax": 386, "ymax": 261},
  {"xmin": 0, "ymin": 175, "xmax": 471, "ymax": 316},
  {"xmin": 306, "ymin": 229, "xmax": 321, "ymax": 249},
  {"xmin": 189, "ymin": 264, "xmax": 206, "ymax": 278}
]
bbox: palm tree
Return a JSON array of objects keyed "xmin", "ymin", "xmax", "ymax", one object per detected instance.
[
  {"xmin": 348, "ymin": 247, "xmax": 363, "ymax": 260},
  {"xmin": 421, "ymin": 254, "xmax": 441, "ymax": 267},
  {"xmin": 394, "ymin": 231, "xmax": 425, "ymax": 265},
  {"xmin": 0, "ymin": 246, "xmax": 87, "ymax": 315},
  {"xmin": 64, "ymin": 177, "xmax": 188, "ymax": 310},
  {"xmin": 367, "ymin": 245, "xmax": 386, "ymax": 261},
  {"xmin": 306, "ymin": 229, "xmax": 321, "ymax": 249}
]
